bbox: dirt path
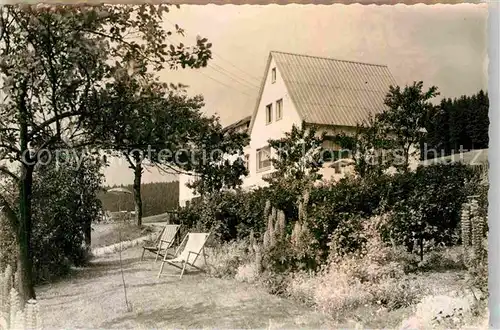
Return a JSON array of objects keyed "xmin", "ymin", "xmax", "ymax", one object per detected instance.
[{"xmin": 37, "ymin": 247, "xmax": 332, "ymax": 329}]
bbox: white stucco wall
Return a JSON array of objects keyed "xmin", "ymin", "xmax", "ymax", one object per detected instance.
[{"xmin": 243, "ymin": 56, "xmax": 303, "ymax": 189}]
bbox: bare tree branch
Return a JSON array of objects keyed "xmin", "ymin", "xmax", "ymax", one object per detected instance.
[{"xmin": 0, "ymin": 165, "xmax": 19, "ymax": 182}]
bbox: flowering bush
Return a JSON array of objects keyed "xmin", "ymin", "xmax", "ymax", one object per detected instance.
[
  {"xmin": 0, "ymin": 265, "xmax": 40, "ymax": 330},
  {"xmin": 205, "ymin": 239, "xmax": 253, "ymax": 279},
  {"xmin": 286, "ymin": 215, "xmax": 422, "ymax": 317}
]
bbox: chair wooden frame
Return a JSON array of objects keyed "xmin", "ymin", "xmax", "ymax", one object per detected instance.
[
  {"xmin": 157, "ymin": 232, "xmax": 210, "ymax": 279},
  {"xmin": 141, "ymin": 224, "xmax": 180, "ymax": 262}
]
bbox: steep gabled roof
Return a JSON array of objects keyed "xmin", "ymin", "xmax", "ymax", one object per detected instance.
[{"xmin": 248, "ymin": 51, "xmax": 398, "ymax": 135}]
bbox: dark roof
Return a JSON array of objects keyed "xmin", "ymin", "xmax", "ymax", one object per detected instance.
[{"xmin": 223, "ymin": 115, "xmax": 251, "ymax": 133}]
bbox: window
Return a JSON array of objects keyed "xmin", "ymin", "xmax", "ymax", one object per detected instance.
[
  {"xmin": 244, "ymin": 154, "xmax": 250, "ymax": 171},
  {"xmin": 321, "ymin": 137, "xmax": 351, "ymax": 162},
  {"xmin": 257, "ymin": 146, "xmax": 271, "ymax": 171},
  {"xmin": 276, "ymin": 99, "xmax": 283, "ymax": 120},
  {"xmin": 271, "ymin": 68, "xmax": 276, "ymax": 83},
  {"xmin": 266, "ymin": 104, "xmax": 272, "ymax": 124}
]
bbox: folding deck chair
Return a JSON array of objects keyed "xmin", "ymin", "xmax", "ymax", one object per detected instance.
[
  {"xmin": 157, "ymin": 232, "xmax": 211, "ymax": 279},
  {"xmin": 141, "ymin": 224, "xmax": 181, "ymax": 262}
]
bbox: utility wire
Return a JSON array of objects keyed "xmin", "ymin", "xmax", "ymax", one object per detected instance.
[
  {"xmin": 166, "ymin": 34, "xmax": 258, "ymax": 90},
  {"xmin": 165, "ymin": 36, "xmax": 257, "ymax": 98},
  {"xmin": 164, "ymin": 17, "xmax": 261, "ymax": 84},
  {"xmin": 207, "ymin": 62, "xmax": 259, "ymax": 90}
]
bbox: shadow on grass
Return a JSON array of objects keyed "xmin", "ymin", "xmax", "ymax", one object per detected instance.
[{"xmin": 99, "ymin": 300, "xmax": 309, "ymax": 329}]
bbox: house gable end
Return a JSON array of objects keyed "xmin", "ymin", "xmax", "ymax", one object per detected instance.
[{"xmin": 247, "ymin": 52, "xmax": 304, "ymax": 137}]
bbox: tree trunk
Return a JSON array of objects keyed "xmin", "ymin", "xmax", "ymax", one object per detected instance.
[
  {"xmin": 133, "ymin": 161, "xmax": 143, "ymax": 227},
  {"xmin": 419, "ymin": 237, "xmax": 424, "ymax": 262},
  {"xmin": 18, "ymin": 163, "xmax": 36, "ymax": 301},
  {"xmin": 84, "ymin": 219, "xmax": 92, "ymax": 248}
]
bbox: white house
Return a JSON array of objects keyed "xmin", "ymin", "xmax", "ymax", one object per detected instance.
[{"xmin": 178, "ymin": 51, "xmax": 399, "ymax": 207}]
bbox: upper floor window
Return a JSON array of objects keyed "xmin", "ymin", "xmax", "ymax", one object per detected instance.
[
  {"xmin": 266, "ymin": 104, "xmax": 272, "ymax": 124},
  {"xmin": 257, "ymin": 146, "xmax": 272, "ymax": 171},
  {"xmin": 276, "ymin": 99, "xmax": 283, "ymax": 120},
  {"xmin": 271, "ymin": 68, "xmax": 276, "ymax": 83}
]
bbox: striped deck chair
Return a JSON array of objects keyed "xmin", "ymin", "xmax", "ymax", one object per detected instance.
[
  {"xmin": 157, "ymin": 232, "xmax": 210, "ymax": 279},
  {"xmin": 141, "ymin": 224, "xmax": 181, "ymax": 262}
]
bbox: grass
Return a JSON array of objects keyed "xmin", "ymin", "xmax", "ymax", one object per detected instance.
[
  {"xmin": 91, "ymin": 223, "xmax": 155, "ymax": 248},
  {"xmin": 36, "ymin": 247, "xmax": 333, "ymax": 329},
  {"xmin": 141, "ymin": 212, "xmax": 171, "ymax": 224}
]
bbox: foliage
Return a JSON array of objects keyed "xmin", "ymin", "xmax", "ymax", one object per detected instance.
[
  {"xmin": 31, "ymin": 152, "xmax": 104, "ymax": 282},
  {"xmin": 183, "ymin": 117, "xmax": 250, "ymax": 196},
  {"xmin": 265, "ymin": 122, "xmax": 325, "ymax": 190},
  {"xmin": 382, "ymin": 163, "xmax": 474, "ymax": 260},
  {"xmin": 98, "ymin": 181, "xmax": 179, "ymax": 216},
  {"xmin": 424, "ymin": 90, "xmax": 489, "ymax": 158},
  {"xmin": 181, "ymin": 163, "xmax": 476, "ymax": 264},
  {"xmin": 85, "ymin": 57, "xmax": 219, "ymax": 226},
  {"xmin": 307, "ymin": 174, "xmax": 391, "ymax": 259},
  {"xmin": 377, "ymin": 81, "xmax": 440, "ymax": 172},
  {"xmin": 0, "ymin": 4, "xmax": 212, "ymax": 299},
  {"xmin": 177, "ymin": 189, "xmax": 268, "ymax": 242},
  {"xmin": 0, "ymin": 210, "xmax": 17, "ymax": 272},
  {"xmin": 205, "ymin": 239, "xmax": 253, "ymax": 279},
  {"xmin": 286, "ymin": 216, "xmax": 422, "ymax": 317},
  {"xmin": 334, "ymin": 114, "xmax": 392, "ymax": 178},
  {"xmin": 0, "ymin": 266, "xmax": 40, "ymax": 330},
  {"xmin": 262, "ymin": 123, "xmax": 324, "ymax": 219}
]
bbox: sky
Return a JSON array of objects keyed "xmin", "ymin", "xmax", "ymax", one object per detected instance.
[{"xmin": 103, "ymin": 3, "xmax": 488, "ymax": 186}]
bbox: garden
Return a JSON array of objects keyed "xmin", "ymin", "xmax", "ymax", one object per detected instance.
[
  {"xmin": 173, "ymin": 162, "xmax": 488, "ymax": 328},
  {"xmin": 0, "ymin": 4, "xmax": 490, "ymax": 329}
]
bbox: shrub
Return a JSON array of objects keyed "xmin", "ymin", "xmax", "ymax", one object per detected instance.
[
  {"xmin": 205, "ymin": 238, "xmax": 253, "ymax": 279},
  {"xmin": 383, "ymin": 163, "xmax": 474, "ymax": 260},
  {"xmin": 0, "ymin": 266, "xmax": 40, "ymax": 330},
  {"xmin": 30, "ymin": 154, "xmax": 103, "ymax": 283},
  {"xmin": 234, "ymin": 263, "xmax": 258, "ymax": 283},
  {"xmin": 178, "ymin": 189, "xmax": 269, "ymax": 242},
  {"xmin": 1, "ymin": 153, "xmax": 103, "ymax": 284},
  {"xmin": 286, "ymin": 215, "xmax": 422, "ymax": 317},
  {"xmin": 259, "ymin": 270, "xmax": 291, "ymax": 295},
  {"xmin": 0, "ymin": 213, "xmax": 17, "ymax": 273},
  {"xmin": 417, "ymin": 246, "xmax": 466, "ymax": 272}
]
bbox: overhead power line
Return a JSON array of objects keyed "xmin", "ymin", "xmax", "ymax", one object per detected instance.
[
  {"xmin": 163, "ymin": 17, "xmax": 261, "ymax": 84},
  {"xmin": 197, "ymin": 70, "xmax": 256, "ymax": 98},
  {"xmin": 165, "ymin": 36, "xmax": 256, "ymax": 98}
]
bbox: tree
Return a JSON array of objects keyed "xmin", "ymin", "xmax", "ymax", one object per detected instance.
[
  {"xmin": 261, "ymin": 122, "xmax": 324, "ymax": 218},
  {"xmin": 0, "ymin": 4, "xmax": 211, "ymax": 299},
  {"xmin": 89, "ymin": 71, "xmax": 209, "ymax": 226},
  {"xmin": 334, "ymin": 114, "xmax": 392, "ymax": 178},
  {"xmin": 424, "ymin": 90, "xmax": 489, "ymax": 158},
  {"xmin": 265, "ymin": 122, "xmax": 325, "ymax": 189},
  {"xmin": 182, "ymin": 115, "xmax": 249, "ymax": 197},
  {"xmin": 378, "ymin": 81, "xmax": 439, "ymax": 172}
]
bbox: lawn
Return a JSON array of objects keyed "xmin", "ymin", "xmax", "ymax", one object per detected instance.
[{"xmin": 36, "ymin": 247, "xmax": 333, "ymax": 329}]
